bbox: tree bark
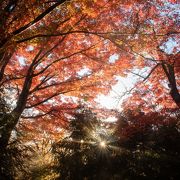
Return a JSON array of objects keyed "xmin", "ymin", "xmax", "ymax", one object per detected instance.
[
  {"xmin": 0, "ymin": 69, "xmax": 33, "ymax": 149},
  {"xmin": 170, "ymin": 87, "xmax": 180, "ymax": 108},
  {"xmin": 162, "ymin": 63, "xmax": 180, "ymax": 108},
  {"xmin": 0, "ymin": 113, "xmax": 20, "ymax": 149},
  {"xmin": 0, "ymin": 0, "xmax": 68, "ymax": 49},
  {"xmin": 0, "ymin": 50, "xmax": 15, "ymax": 83}
]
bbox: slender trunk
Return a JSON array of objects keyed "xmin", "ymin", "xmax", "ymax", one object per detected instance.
[
  {"xmin": 162, "ymin": 63, "xmax": 180, "ymax": 108},
  {"xmin": 0, "ymin": 0, "xmax": 68, "ymax": 49},
  {"xmin": 0, "ymin": 47, "xmax": 38, "ymax": 149},
  {"xmin": 0, "ymin": 76, "xmax": 32, "ymax": 149},
  {"xmin": 0, "ymin": 114, "xmax": 18, "ymax": 180},
  {"xmin": 0, "ymin": 113, "xmax": 20, "ymax": 149},
  {"xmin": 0, "ymin": 50, "xmax": 15, "ymax": 83},
  {"xmin": 170, "ymin": 87, "xmax": 180, "ymax": 108}
]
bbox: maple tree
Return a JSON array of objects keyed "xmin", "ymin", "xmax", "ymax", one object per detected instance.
[
  {"xmin": 106, "ymin": 0, "xmax": 180, "ymax": 109},
  {"xmin": 0, "ymin": 0, "xmax": 124, "ymax": 150},
  {"xmin": 53, "ymin": 106, "xmax": 118, "ymax": 179},
  {"xmin": 0, "ymin": 1, "xmax": 179, "ymax": 179},
  {"xmin": 0, "ymin": 0, "xmax": 179, "ymax": 151},
  {"xmin": 114, "ymin": 108, "xmax": 180, "ymax": 179},
  {"xmin": 53, "ymin": 106, "xmax": 180, "ymax": 180}
]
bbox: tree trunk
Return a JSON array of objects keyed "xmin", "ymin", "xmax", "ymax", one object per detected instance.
[
  {"xmin": 0, "ymin": 50, "xmax": 15, "ymax": 83},
  {"xmin": 0, "ymin": 113, "xmax": 19, "ymax": 149},
  {"xmin": 170, "ymin": 87, "xmax": 180, "ymax": 108},
  {"xmin": 162, "ymin": 63, "xmax": 180, "ymax": 108}
]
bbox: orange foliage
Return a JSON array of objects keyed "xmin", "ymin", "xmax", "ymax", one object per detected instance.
[{"xmin": 0, "ymin": 0, "xmax": 179, "ymax": 140}]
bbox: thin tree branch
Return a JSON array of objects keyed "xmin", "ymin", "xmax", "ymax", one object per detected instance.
[
  {"xmin": 25, "ymin": 90, "xmax": 75, "ymax": 109},
  {"xmin": 12, "ymin": 0, "xmax": 68, "ymax": 36},
  {"xmin": 33, "ymin": 42, "xmax": 100, "ymax": 77},
  {"xmin": 21, "ymin": 109, "xmax": 54, "ymax": 119},
  {"xmin": 16, "ymin": 31, "xmax": 179, "ymax": 43}
]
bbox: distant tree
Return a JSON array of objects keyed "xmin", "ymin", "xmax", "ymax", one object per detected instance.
[
  {"xmin": 53, "ymin": 106, "xmax": 120, "ymax": 179},
  {"xmin": 115, "ymin": 109, "xmax": 180, "ymax": 180}
]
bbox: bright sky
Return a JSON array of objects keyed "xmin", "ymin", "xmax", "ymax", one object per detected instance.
[
  {"xmin": 96, "ymin": 74, "xmax": 138, "ymax": 110},
  {"xmin": 16, "ymin": 23, "xmax": 179, "ymax": 112},
  {"xmin": 96, "ymin": 27, "xmax": 180, "ymax": 110}
]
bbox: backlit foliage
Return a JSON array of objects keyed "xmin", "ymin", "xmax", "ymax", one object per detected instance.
[{"xmin": 0, "ymin": 0, "xmax": 179, "ymax": 178}]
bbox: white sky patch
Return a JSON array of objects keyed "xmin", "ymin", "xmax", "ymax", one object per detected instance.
[
  {"xmin": 132, "ymin": 67, "xmax": 152, "ymax": 77},
  {"xmin": 96, "ymin": 95, "xmax": 117, "ymax": 109},
  {"xmin": 43, "ymin": 98, "xmax": 57, "ymax": 105},
  {"xmin": 160, "ymin": 2, "xmax": 180, "ymax": 18},
  {"xmin": 36, "ymin": 62, "xmax": 47, "ymax": 69},
  {"xmin": 77, "ymin": 67, "xmax": 92, "ymax": 77},
  {"xmin": 26, "ymin": 45, "xmax": 34, "ymax": 51},
  {"xmin": 96, "ymin": 74, "xmax": 138, "ymax": 110},
  {"xmin": 103, "ymin": 116, "xmax": 117, "ymax": 122},
  {"xmin": 60, "ymin": 95, "xmax": 79, "ymax": 104},
  {"xmin": 4, "ymin": 88, "xmax": 17, "ymax": 111},
  {"xmin": 22, "ymin": 108, "xmax": 40, "ymax": 119},
  {"xmin": 160, "ymin": 37, "xmax": 179, "ymax": 54},
  {"xmin": 17, "ymin": 56, "xmax": 26, "ymax": 66},
  {"xmin": 47, "ymin": 53, "xmax": 53, "ymax": 58},
  {"xmin": 109, "ymin": 54, "xmax": 119, "ymax": 63}
]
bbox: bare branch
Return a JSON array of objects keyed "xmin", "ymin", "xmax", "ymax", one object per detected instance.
[
  {"xmin": 129, "ymin": 71, "xmax": 146, "ymax": 79},
  {"xmin": 25, "ymin": 89, "xmax": 75, "ymax": 109},
  {"xmin": 34, "ymin": 36, "xmax": 67, "ymax": 68},
  {"xmin": 81, "ymin": 52, "xmax": 107, "ymax": 64},
  {"xmin": 33, "ymin": 42, "xmax": 100, "ymax": 77},
  {"xmin": 12, "ymin": 0, "xmax": 68, "ymax": 36},
  {"xmin": 142, "ymin": 64, "xmax": 160, "ymax": 82},
  {"xmin": 29, "ymin": 73, "xmax": 56, "ymax": 94},
  {"xmin": 16, "ymin": 30, "xmax": 179, "ymax": 43},
  {"xmin": 129, "ymin": 64, "xmax": 160, "ymax": 81},
  {"xmin": 0, "ymin": 74, "xmax": 26, "ymax": 86}
]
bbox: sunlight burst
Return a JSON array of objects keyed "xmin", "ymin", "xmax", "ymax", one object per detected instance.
[{"xmin": 99, "ymin": 141, "xmax": 106, "ymax": 148}]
